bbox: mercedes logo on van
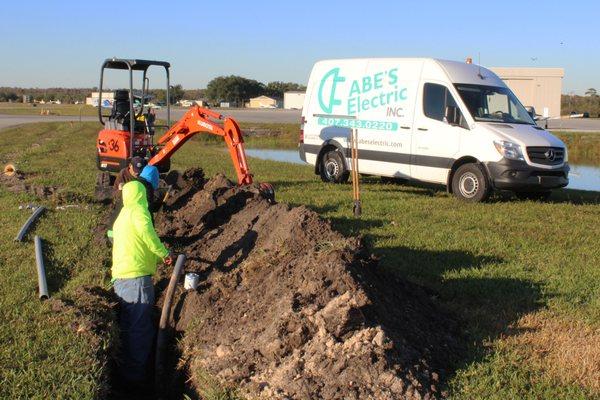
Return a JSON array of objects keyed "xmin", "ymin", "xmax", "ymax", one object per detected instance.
[{"xmin": 545, "ymin": 149, "xmax": 555, "ymax": 161}]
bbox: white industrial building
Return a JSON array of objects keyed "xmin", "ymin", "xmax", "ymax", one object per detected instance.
[
  {"xmin": 490, "ymin": 67, "xmax": 564, "ymax": 118},
  {"xmin": 283, "ymin": 91, "xmax": 305, "ymax": 110},
  {"xmin": 86, "ymin": 92, "xmax": 114, "ymax": 107}
]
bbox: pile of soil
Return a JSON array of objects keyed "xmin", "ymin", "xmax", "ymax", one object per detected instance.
[
  {"xmin": 154, "ymin": 169, "xmax": 462, "ymax": 400},
  {"xmin": 0, "ymin": 170, "xmax": 58, "ymax": 198},
  {"xmin": 0, "ymin": 170, "xmax": 91, "ymax": 204}
]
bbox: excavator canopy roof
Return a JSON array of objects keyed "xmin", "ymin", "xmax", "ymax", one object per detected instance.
[{"xmin": 102, "ymin": 58, "xmax": 170, "ymax": 71}]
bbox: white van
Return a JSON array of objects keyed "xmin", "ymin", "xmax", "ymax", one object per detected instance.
[{"xmin": 299, "ymin": 58, "xmax": 569, "ymax": 201}]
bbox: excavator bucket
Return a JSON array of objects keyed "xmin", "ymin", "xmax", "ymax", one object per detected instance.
[{"xmin": 258, "ymin": 182, "xmax": 276, "ymax": 204}]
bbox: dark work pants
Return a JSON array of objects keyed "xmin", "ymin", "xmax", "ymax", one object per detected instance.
[{"xmin": 113, "ymin": 275, "xmax": 155, "ymax": 382}]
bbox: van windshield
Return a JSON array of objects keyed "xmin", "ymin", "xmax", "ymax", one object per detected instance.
[{"xmin": 455, "ymin": 84, "xmax": 535, "ymax": 125}]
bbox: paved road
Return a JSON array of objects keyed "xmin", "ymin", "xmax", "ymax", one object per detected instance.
[
  {"xmin": 0, "ymin": 114, "xmax": 98, "ymax": 131},
  {"xmin": 543, "ymin": 118, "xmax": 600, "ymax": 131},
  {"xmin": 0, "ymin": 108, "xmax": 302, "ymax": 131},
  {"xmin": 2, "ymin": 110, "xmax": 598, "ymax": 132}
]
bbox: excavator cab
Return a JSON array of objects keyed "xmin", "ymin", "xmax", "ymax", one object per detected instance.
[{"xmin": 96, "ymin": 58, "xmax": 172, "ymax": 174}]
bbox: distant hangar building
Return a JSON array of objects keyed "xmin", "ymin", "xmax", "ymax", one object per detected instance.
[
  {"xmin": 489, "ymin": 67, "xmax": 564, "ymax": 118},
  {"xmin": 248, "ymin": 95, "xmax": 278, "ymax": 108}
]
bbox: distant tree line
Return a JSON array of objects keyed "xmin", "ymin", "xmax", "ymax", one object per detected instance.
[
  {"xmin": 0, "ymin": 76, "xmax": 306, "ymax": 106},
  {"xmin": 0, "ymin": 87, "xmax": 92, "ymax": 103},
  {"xmin": 561, "ymin": 89, "xmax": 600, "ymax": 117},
  {"xmin": 205, "ymin": 76, "xmax": 306, "ymax": 105},
  {"xmin": 0, "ymin": 86, "xmax": 198, "ymax": 104}
]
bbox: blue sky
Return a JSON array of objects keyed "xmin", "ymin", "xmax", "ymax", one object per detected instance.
[{"xmin": 0, "ymin": 0, "xmax": 598, "ymax": 94}]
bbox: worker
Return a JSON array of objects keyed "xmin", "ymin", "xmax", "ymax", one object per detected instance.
[
  {"xmin": 114, "ymin": 156, "xmax": 146, "ymax": 193},
  {"xmin": 139, "ymin": 164, "xmax": 160, "ymax": 214},
  {"xmin": 111, "ymin": 180, "xmax": 173, "ymax": 385},
  {"xmin": 107, "ymin": 157, "xmax": 148, "ymax": 240}
]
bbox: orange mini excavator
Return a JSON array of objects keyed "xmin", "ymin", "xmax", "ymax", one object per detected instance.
[{"xmin": 94, "ymin": 58, "xmax": 274, "ymax": 201}]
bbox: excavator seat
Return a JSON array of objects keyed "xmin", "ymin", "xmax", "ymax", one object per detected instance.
[
  {"xmin": 110, "ymin": 90, "xmax": 130, "ymax": 121},
  {"xmin": 105, "ymin": 90, "xmax": 145, "ymax": 133}
]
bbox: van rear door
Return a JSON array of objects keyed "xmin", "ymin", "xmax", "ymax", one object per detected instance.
[
  {"xmin": 303, "ymin": 59, "xmax": 422, "ymax": 179},
  {"xmin": 302, "ymin": 60, "xmax": 368, "ymax": 165}
]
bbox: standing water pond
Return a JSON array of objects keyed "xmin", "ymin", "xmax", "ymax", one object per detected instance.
[{"xmin": 244, "ymin": 149, "xmax": 600, "ymax": 192}]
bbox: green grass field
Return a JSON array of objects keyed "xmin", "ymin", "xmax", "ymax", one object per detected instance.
[
  {"xmin": 554, "ymin": 131, "xmax": 600, "ymax": 165},
  {"xmin": 0, "ymin": 121, "xmax": 599, "ymax": 399},
  {"xmin": 0, "ymin": 102, "xmax": 97, "ymax": 116}
]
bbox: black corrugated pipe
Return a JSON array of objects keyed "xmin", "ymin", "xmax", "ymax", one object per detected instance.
[
  {"xmin": 34, "ymin": 235, "xmax": 49, "ymax": 300},
  {"xmin": 155, "ymin": 254, "xmax": 186, "ymax": 396},
  {"xmin": 15, "ymin": 206, "xmax": 46, "ymax": 242}
]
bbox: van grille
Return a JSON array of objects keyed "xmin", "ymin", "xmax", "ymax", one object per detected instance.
[{"xmin": 526, "ymin": 147, "xmax": 564, "ymax": 165}]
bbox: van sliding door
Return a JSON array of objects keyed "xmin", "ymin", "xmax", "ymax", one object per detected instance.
[{"xmin": 411, "ymin": 82, "xmax": 462, "ymax": 183}]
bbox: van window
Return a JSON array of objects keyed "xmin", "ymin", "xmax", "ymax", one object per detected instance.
[
  {"xmin": 423, "ymin": 83, "xmax": 458, "ymax": 122},
  {"xmin": 455, "ymin": 84, "xmax": 535, "ymax": 124}
]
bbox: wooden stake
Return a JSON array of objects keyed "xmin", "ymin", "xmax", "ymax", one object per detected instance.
[{"xmin": 351, "ymin": 128, "xmax": 361, "ymax": 217}]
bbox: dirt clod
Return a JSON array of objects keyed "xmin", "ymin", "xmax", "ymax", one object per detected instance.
[
  {"xmin": 156, "ymin": 169, "xmax": 462, "ymax": 400},
  {"xmin": 0, "ymin": 170, "xmax": 59, "ymax": 198}
]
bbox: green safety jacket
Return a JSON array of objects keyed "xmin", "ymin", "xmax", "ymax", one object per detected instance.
[{"xmin": 111, "ymin": 180, "xmax": 169, "ymax": 280}]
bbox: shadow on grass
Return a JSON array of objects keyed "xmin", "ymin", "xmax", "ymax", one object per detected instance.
[
  {"xmin": 546, "ymin": 188, "xmax": 600, "ymax": 204},
  {"xmin": 484, "ymin": 188, "xmax": 600, "ymax": 205},
  {"xmin": 305, "ymin": 203, "xmax": 340, "ymax": 214},
  {"xmin": 372, "ymin": 176, "xmax": 600, "ymax": 205},
  {"xmin": 327, "ymin": 216, "xmax": 386, "ymax": 236},
  {"xmin": 374, "ymin": 244, "xmax": 543, "ymax": 388}
]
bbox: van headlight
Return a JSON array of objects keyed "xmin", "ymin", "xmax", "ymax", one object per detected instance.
[{"xmin": 493, "ymin": 140, "xmax": 524, "ymax": 161}]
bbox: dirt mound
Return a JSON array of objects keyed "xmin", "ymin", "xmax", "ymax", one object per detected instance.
[
  {"xmin": 155, "ymin": 169, "xmax": 461, "ymax": 400},
  {"xmin": 0, "ymin": 170, "xmax": 59, "ymax": 198},
  {"xmin": 1, "ymin": 170, "xmax": 92, "ymax": 205}
]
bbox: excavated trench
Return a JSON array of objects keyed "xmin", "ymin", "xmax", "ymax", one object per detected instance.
[
  {"xmin": 2, "ymin": 166, "xmax": 463, "ymax": 399},
  {"xmin": 150, "ymin": 169, "xmax": 462, "ymax": 400}
]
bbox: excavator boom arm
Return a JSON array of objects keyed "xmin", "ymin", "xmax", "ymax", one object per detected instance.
[{"xmin": 148, "ymin": 106, "xmax": 253, "ymax": 185}]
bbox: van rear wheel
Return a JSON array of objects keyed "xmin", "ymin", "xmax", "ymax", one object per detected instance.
[
  {"xmin": 320, "ymin": 150, "xmax": 349, "ymax": 184},
  {"xmin": 452, "ymin": 163, "xmax": 490, "ymax": 202}
]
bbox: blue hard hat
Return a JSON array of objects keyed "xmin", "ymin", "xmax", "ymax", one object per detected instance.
[{"xmin": 139, "ymin": 165, "xmax": 160, "ymax": 190}]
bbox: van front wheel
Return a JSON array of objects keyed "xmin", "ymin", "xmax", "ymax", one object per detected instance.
[
  {"xmin": 452, "ymin": 163, "xmax": 490, "ymax": 202},
  {"xmin": 320, "ymin": 150, "xmax": 349, "ymax": 184}
]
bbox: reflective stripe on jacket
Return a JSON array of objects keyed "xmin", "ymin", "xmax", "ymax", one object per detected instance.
[{"xmin": 111, "ymin": 181, "xmax": 169, "ymax": 280}]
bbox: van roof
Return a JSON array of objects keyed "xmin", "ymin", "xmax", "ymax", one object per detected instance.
[
  {"xmin": 434, "ymin": 59, "xmax": 505, "ymax": 87},
  {"xmin": 313, "ymin": 58, "xmax": 506, "ymax": 87}
]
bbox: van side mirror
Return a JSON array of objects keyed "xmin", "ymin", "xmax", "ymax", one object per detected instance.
[
  {"xmin": 445, "ymin": 105, "xmax": 464, "ymax": 127},
  {"xmin": 525, "ymin": 106, "xmax": 538, "ymax": 121}
]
